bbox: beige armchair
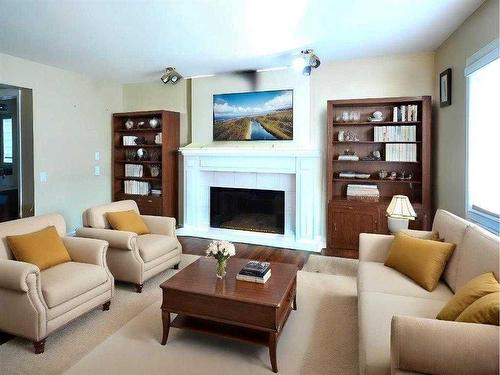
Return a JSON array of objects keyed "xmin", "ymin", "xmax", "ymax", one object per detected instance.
[
  {"xmin": 0, "ymin": 214, "xmax": 114, "ymax": 354},
  {"xmin": 77, "ymin": 200, "xmax": 182, "ymax": 293}
]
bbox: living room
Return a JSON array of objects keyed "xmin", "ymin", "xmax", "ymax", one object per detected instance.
[{"xmin": 0, "ymin": 0, "xmax": 499, "ymax": 374}]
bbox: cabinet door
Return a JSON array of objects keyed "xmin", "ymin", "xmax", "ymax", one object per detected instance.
[{"xmin": 331, "ymin": 208, "xmax": 379, "ymax": 250}]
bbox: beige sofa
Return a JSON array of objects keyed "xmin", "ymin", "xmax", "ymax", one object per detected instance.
[
  {"xmin": 0, "ymin": 214, "xmax": 114, "ymax": 353},
  {"xmin": 77, "ymin": 200, "xmax": 182, "ymax": 293},
  {"xmin": 358, "ymin": 209, "xmax": 499, "ymax": 375}
]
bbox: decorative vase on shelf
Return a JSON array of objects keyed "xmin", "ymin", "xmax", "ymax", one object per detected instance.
[{"xmin": 206, "ymin": 240, "xmax": 236, "ymax": 279}]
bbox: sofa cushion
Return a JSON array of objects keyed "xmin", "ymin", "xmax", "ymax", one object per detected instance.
[
  {"xmin": 358, "ymin": 262, "xmax": 453, "ymax": 301},
  {"xmin": 358, "ymin": 292, "xmax": 447, "ymax": 375},
  {"xmin": 384, "ymin": 232, "xmax": 456, "ymax": 292},
  {"xmin": 137, "ymin": 234, "xmax": 178, "ymax": 263},
  {"xmin": 432, "ymin": 209, "xmax": 471, "ymax": 292},
  {"xmin": 7, "ymin": 226, "xmax": 71, "ymax": 271},
  {"xmin": 437, "ymin": 272, "xmax": 500, "ymax": 321},
  {"xmin": 455, "ymin": 226, "xmax": 500, "ymax": 291},
  {"xmin": 456, "ymin": 292, "xmax": 499, "ymax": 325},
  {"xmin": 106, "ymin": 210, "xmax": 150, "ymax": 235},
  {"xmin": 41, "ymin": 262, "xmax": 108, "ymax": 308}
]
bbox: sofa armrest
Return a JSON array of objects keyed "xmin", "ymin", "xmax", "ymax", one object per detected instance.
[
  {"xmin": 141, "ymin": 215, "xmax": 177, "ymax": 237},
  {"xmin": 76, "ymin": 227, "xmax": 137, "ymax": 250},
  {"xmin": 63, "ymin": 236, "xmax": 108, "ymax": 266},
  {"xmin": 391, "ymin": 315, "xmax": 499, "ymax": 375},
  {"xmin": 0, "ymin": 259, "xmax": 40, "ymax": 292},
  {"xmin": 359, "ymin": 233, "xmax": 394, "ymax": 262}
]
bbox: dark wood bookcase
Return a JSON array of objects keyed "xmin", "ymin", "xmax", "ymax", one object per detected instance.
[
  {"xmin": 326, "ymin": 96, "xmax": 432, "ymax": 258},
  {"xmin": 112, "ymin": 110, "xmax": 180, "ymax": 220}
]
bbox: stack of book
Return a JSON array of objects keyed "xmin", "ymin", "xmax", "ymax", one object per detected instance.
[
  {"xmin": 347, "ymin": 184, "xmax": 380, "ymax": 198},
  {"xmin": 124, "ymin": 180, "xmax": 150, "ymax": 195},
  {"xmin": 374, "ymin": 126, "xmax": 416, "ymax": 142},
  {"xmin": 338, "ymin": 154, "xmax": 359, "ymax": 161},
  {"xmin": 125, "ymin": 164, "xmax": 143, "ymax": 177},
  {"xmin": 236, "ymin": 261, "xmax": 271, "ymax": 284},
  {"xmin": 385, "ymin": 144, "xmax": 417, "ymax": 162},
  {"xmin": 392, "ymin": 105, "xmax": 418, "ymax": 122}
]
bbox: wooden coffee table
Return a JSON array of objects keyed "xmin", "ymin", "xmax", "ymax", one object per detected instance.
[{"xmin": 160, "ymin": 257, "xmax": 298, "ymax": 373}]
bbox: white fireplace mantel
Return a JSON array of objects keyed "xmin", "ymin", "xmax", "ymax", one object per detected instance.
[{"xmin": 177, "ymin": 146, "xmax": 323, "ymax": 252}]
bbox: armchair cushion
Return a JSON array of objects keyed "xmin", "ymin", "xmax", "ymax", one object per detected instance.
[
  {"xmin": 106, "ymin": 210, "xmax": 150, "ymax": 235},
  {"xmin": 7, "ymin": 226, "xmax": 71, "ymax": 271},
  {"xmin": 137, "ymin": 234, "xmax": 178, "ymax": 263},
  {"xmin": 40, "ymin": 261, "xmax": 108, "ymax": 308}
]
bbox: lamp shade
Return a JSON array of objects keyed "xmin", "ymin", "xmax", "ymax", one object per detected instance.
[{"xmin": 386, "ymin": 195, "xmax": 417, "ymax": 220}]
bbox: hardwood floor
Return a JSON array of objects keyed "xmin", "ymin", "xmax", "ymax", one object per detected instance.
[{"xmin": 178, "ymin": 236, "xmax": 311, "ymax": 269}]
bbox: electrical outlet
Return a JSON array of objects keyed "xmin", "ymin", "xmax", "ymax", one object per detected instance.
[
  {"xmin": 94, "ymin": 165, "xmax": 100, "ymax": 176},
  {"xmin": 39, "ymin": 171, "xmax": 48, "ymax": 182},
  {"xmin": 95, "ymin": 151, "xmax": 100, "ymax": 161}
]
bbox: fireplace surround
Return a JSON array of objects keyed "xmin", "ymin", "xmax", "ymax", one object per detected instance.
[{"xmin": 178, "ymin": 147, "xmax": 322, "ymax": 251}]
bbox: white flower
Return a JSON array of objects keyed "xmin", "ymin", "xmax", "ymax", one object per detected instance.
[{"xmin": 206, "ymin": 240, "xmax": 236, "ymax": 259}]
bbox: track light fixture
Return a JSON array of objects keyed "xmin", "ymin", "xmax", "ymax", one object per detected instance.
[
  {"xmin": 293, "ymin": 49, "xmax": 321, "ymax": 76},
  {"xmin": 161, "ymin": 67, "xmax": 183, "ymax": 84}
]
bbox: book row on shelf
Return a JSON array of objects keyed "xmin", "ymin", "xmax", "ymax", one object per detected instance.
[
  {"xmin": 124, "ymin": 180, "xmax": 150, "ymax": 195},
  {"xmin": 125, "ymin": 164, "xmax": 143, "ymax": 177},
  {"xmin": 393, "ymin": 104, "xmax": 418, "ymax": 122},
  {"xmin": 347, "ymin": 184, "xmax": 380, "ymax": 198},
  {"xmin": 374, "ymin": 125, "xmax": 416, "ymax": 142},
  {"xmin": 385, "ymin": 144, "xmax": 417, "ymax": 162}
]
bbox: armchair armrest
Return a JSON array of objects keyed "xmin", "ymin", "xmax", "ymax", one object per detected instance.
[
  {"xmin": 76, "ymin": 227, "xmax": 137, "ymax": 250},
  {"xmin": 0, "ymin": 259, "xmax": 40, "ymax": 292},
  {"xmin": 141, "ymin": 215, "xmax": 177, "ymax": 237},
  {"xmin": 359, "ymin": 233, "xmax": 394, "ymax": 262},
  {"xmin": 63, "ymin": 236, "xmax": 108, "ymax": 266},
  {"xmin": 391, "ymin": 315, "xmax": 499, "ymax": 375}
]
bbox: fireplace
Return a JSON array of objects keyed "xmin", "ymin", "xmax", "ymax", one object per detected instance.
[{"xmin": 210, "ymin": 187, "xmax": 285, "ymax": 234}]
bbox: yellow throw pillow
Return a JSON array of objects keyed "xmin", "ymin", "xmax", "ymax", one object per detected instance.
[
  {"xmin": 7, "ymin": 226, "xmax": 71, "ymax": 271},
  {"xmin": 106, "ymin": 210, "xmax": 150, "ymax": 235},
  {"xmin": 456, "ymin": 292, "xmax": 499, "ymax": 325},
  {"xmin": 385, "ymin": 232, "xmax": 456, "ymax": 291},
  {"xmin": 437, "ymin": 272, "xmax": 500, "ymax": 321}
]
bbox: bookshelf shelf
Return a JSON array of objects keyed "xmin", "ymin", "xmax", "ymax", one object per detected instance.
[
  {"xmin": 113, "ymin": 110, "xmax": 180, "ymax": 218},
  {"xmin": 326, "ymin": 96, "xmax": 432, "ymax": 258}
]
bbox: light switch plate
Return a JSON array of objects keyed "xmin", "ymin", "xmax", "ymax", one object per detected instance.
[
  {"xmin": 94, "ymin": 166, "xmax": 100, "ymax": 176},
  {"xmin": 95, "ymin": 151, "xmax": 100, "ymax": 161},
  {"xmin": 39, "ymin": 171, "xmax": 48, "ymax": 182}
]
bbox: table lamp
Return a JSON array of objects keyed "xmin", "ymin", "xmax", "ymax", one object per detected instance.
[{"xmin": 386, "ymin": 195, "xmax": 417, "ymax": 233}]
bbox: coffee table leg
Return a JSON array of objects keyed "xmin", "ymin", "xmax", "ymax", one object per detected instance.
[
  {"xmin": 161, "ymin": 310, "xmax": 170, "ymax": 345},
  {"xmin": 293, "ymin": 293, "xmax": 297, "ymax": 311},
  {"xmin": 269, "ymin": 332, "xmax": 278, "ymax": 373}
]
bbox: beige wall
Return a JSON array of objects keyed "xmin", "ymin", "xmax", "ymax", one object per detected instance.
[
  {"xmin": 0, "ymin": 52, "xmax": 123, "ymax": 231},
  {"xmin": 434, "ymin": 0, "xmax": 499, "ymax": 217},
  {"xmin": 122, "ymin": 80, "xmax": 191, "ymax": 146}
]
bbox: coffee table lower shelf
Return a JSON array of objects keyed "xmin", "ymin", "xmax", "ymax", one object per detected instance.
[{"xmin": 171, "ymin": 314, "xmax": 271, "ymax": 345}]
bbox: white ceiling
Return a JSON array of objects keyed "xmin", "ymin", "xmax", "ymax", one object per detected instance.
[{"xmin": 0, "ymin": 0, "xmax": 484, "ymax": 83}]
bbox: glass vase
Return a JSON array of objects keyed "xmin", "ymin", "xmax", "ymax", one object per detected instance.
[{"xmin": 216, "ymin": 259, "xmax": 227, "ymax": 279}]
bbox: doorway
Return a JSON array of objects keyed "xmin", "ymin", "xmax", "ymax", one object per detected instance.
[{"xmin": 0, "ymin": 85, "xmax": 34, "ymax": 221}]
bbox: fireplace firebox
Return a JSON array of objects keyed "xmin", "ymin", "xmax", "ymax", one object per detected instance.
[{"xmin": 210, "ymin": 187, "xmax": 285, "ymax": 234}]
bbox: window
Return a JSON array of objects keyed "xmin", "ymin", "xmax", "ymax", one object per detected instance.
[
  {"xmin": 465, "ymin": 39, "xmax": 500, "ymax": 234},
  {"xmin": 2, "ymin": 118, "xmax": 13, "ymax": 164}
]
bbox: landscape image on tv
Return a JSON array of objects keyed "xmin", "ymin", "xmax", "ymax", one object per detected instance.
[{"xmin": 213, "ymin": 89, "xmax": 293, "ymax": 141}]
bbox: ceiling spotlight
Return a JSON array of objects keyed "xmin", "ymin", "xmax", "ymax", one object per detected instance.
[
  {"xmin": 161, "ymin": 67, "xmax": 182, "ymax": 84},
  {"xmin": 295, "ymin": 49, "xmax": 321, "ymax": 76}
]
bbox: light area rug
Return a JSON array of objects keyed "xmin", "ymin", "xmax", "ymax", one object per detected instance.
[
  {"xmin": 66, "ymin": 270, "xmax": 358, "ymax": 374},
  {"xmin": 0, "ymin": 255, "xmax": 359, "ymax": 375}
]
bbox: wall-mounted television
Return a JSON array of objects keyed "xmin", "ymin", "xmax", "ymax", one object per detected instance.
[{"xmin": 213, "ymin": 89, "xmax": 293, "ymax": 141}]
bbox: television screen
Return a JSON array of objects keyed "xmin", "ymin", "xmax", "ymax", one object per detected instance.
[{"xmin": 213, "ymin": 89, "xmax": 293, "ymax": 141}]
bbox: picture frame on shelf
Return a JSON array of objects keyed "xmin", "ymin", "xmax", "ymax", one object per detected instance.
[{"xmin": 439, "ymin": 68, "xmax": 452, "ymax": 107}]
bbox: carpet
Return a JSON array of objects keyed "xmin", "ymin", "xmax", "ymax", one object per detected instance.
[{"xmin": 1, "ymin": 255, "xmax": 359, "ymax": 375}]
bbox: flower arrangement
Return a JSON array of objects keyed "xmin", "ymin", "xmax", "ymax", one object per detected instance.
[{"xmin": 206, "ymin": 240, "xmax": 236, "ymax": 278}]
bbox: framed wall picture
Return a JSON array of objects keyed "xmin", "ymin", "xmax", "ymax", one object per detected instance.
[{"xmin": 440, "ymin": 68, "xmax": 452, "ymax": 107}]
